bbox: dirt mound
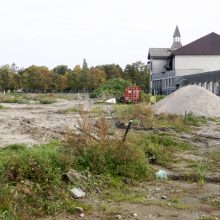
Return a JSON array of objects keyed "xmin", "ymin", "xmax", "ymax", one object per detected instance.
[{"xmin": 153, "ymin": 85, "xmax": 220, "ymax": 117}]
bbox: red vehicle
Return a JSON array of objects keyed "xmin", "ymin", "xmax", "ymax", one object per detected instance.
[{"xmin": 120, "ymin": 86, "xmax": 141, "ymax": 103}]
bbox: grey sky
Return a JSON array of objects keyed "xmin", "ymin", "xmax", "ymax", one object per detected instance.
[{"xmin": 0, "ymin": 0, "xmax": 219, "ymax": 69}]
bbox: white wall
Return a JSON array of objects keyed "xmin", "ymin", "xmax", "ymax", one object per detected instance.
[
  {"xmin": 174, "ymin": 55, "xmax": 220, "ymax": 76},
  {"xmin": 151, "ymin": 59, "xmax": 167, "ymax": 74}
]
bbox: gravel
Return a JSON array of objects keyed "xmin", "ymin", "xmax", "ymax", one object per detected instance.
[{"xmin": 152, "ymin": 85, "xmax": 220, "ymax": 117}]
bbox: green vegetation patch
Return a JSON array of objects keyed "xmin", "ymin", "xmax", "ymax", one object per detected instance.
[
  {"xmin": 66, "ymin": 138, "xmax": 153, "ymax": 180},
  {"xmin": 0, "ymin": 94, "xmax": 29, "ymax": 104},
  {"xmin": 57, "ymin": 107, "xmax": 80, "ymax": 114},
  {"xmin": 113, "ymin": 104, "xmax": 207, "ymax": 132},
  {"xmin": 129, "ymin": 133, "xmax": 191, "ymax": 167},
  {"xmin": 0, "ymin": 105, "xmax": 5, "ymax": 110},
  {"xmin": 0, "ymin": 142, "xmax": 90, "ymax": 219},
  {"xmin": 90, "ymin": 78, "xmax": 131, "ymax": 99}
]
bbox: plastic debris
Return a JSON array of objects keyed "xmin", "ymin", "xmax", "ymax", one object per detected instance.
[
  {"xmin": 105, "ymin": 98, "xmax": 116, "ymax": 104},
  {"xmin": 156, "ymin": 170, "xmax": 168, "ymax": 180}
]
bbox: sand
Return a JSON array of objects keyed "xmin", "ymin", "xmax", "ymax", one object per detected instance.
[{"xmin": 153, "ymin": 85, "xmax": 220, "ymax": 117}]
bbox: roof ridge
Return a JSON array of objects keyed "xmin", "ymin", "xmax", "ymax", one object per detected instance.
[{"xmin": 173, "ymin": 32, "xmax": 220, "ymax": 55}]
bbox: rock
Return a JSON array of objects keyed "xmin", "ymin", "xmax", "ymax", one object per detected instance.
[
  {"xmin": 75, "ymin": 207, "xmax": 84, "ymax": 213},
  {"xmin": 95, "ymin": 187, "xmax": 102, "ymax": 194},
  {"xmin": 70, "ymin": 188, "xmax": 86, "ymax": 199},
  {"xmin": 63, "ymin": 169, "xmax": 87, "ymax": 183},
  {"xmin": 79, "ymin": 213, "xmax": 85, "ymax": 218},
  {"xmin": 161, "ymin": 195, "xmax": 167, "ymax": 200},
  {"xmin": 115, "ymin": 215, "xmax": 122, "ymax": 219},
  {"xmin": 155, "ymin": 186, "xmax": 160, "ymax": 191},
  {"xmin": 132, "ymin": 213, "xmax": 138, "ymax": 217},
  {"xmin": 23, "ymin": 187, "xmax": 31, "ymax": 195}
]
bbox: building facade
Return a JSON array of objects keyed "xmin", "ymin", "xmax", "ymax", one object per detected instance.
[{"xmin": 148, "ymin": 26, "xmax": 220, "ymax": 95}]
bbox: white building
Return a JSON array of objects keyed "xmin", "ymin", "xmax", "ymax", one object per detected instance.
[{"xmin": 148, "ymin": 26, "xmax": 220, "ymax": 95}]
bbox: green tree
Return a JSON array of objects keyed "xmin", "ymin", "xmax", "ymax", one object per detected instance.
[
  {"xmin": 66, "ymin": 65, "xmax": 81, "ymax": 91},
  {"xmin": 53, "ymin": 65, "xmax": 69, "ymax": 75},
  {"xmin": 0, "ymin": 65, "xmax": 16, "ymax": 91},
  {"xmin": 123, "ymin": 61, "xmax": 150, "ymax": 92},
  {"xmin": 98, "ymin": 64, "xmax": 123, "ymax": 79}
]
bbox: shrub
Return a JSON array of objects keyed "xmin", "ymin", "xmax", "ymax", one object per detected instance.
[
  {"xmin": 66, "ymin": 139, "xmax": 152, "ymax": 180},
  {"xmin": 39, "ymin": 97, "xmax": 56, "ymax": 104},
  {"xmin": 90, "ymin": 78, "xmax": 131, "ymax": 99}
]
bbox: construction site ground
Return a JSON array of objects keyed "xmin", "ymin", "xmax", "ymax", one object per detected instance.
[{"xmin": 0, "ymin": 94, "xmax": 219, "ymax": 220}]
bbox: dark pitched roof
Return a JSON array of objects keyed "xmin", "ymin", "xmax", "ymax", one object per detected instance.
[
  {"xmin": 173, "ymin": 32, "xmax": 220, "ymax": 55},
  {"xmin": 173, "ymin": 25, "xmax": 181, "ymax": 37},
  {"xmin": 148, "ymin": 48, "xmax": 172, "ymax": 59}
]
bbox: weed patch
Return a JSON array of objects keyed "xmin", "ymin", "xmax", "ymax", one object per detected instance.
[
  {"xmin": 0, "ymin": 142, "xmax": 86, "ymax": 218},
  {"xmin": 129, "ymin": 133, "xmax": 191, "ymax": 167}
]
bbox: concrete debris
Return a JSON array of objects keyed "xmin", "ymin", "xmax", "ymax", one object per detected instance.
[{"xmin": 70, "ymin": 187, "xmax": 86, "ymax": 199}]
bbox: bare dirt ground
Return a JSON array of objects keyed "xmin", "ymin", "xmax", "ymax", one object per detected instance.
[
  {"xmin": 0, "ymin": 94, "xmax": 97, "ymax": 147},
  {"xmin": 0, "ymin": 95, "xmax": 220, "ymax": 220}
]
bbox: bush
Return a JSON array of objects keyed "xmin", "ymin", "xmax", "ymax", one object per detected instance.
[
  {"xmin": 90, "ymin": 78, "xmax": 131, "ymax": 99},
  {"xmin": 65, "ymin": 134, "xmax": 152, "ymax": 180}
]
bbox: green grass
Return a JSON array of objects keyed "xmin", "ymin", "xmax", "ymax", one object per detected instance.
[
  {"xmin": 0, "ymin": 105, "xmax": 5, "ymax": 110},
  {"xmin": 0, "ymin": 93, "xmax": 58, "ymax": 105},
  {"xmin": 207, "ymin": 151, "xmax": 220, "ymax": 172},
  {"xmin": 0, "ymin": 142, "xmax": 92, "ymax": 219},
  {"xmin": 0, "ymin": 94, "xmax": 28, "ymax": 104},
  {"xmin": 127, "ymin": 133, "xmax": 191, "ymax": 167},
  {"xmin": 57, "ymin": 107, "xmax": 80, "ymax": 114},
  {"xmin": 113, "ymin": 104, "xmax": 207, "ymax": 132}
]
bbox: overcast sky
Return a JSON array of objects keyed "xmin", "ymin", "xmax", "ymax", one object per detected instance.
[{"xmin": 0, "ymin": 0, "xmax": 219, "ymax": 69}]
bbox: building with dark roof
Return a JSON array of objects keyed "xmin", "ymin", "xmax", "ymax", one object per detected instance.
[{"xmin": 148, "ymin": 27, "xmax": 220, "ymax": 95}]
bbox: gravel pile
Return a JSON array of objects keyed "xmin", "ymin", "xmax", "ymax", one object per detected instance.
[{"xmin": 153, "ymin": 85, "xmax": 220, "ymax": 117}]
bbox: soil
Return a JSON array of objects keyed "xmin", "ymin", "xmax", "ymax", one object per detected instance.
[
  {"xmin": 1, "ymin": 94, "xmax": 220, "ymax": 220},
  {"xmin": 0, "ymin": 95, "xmax": 97, "ymax": 147}
]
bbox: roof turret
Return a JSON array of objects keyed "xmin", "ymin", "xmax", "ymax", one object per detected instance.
[{"xmin": 173, "ymin": 25, "xmax": 181, "ymax": 37}]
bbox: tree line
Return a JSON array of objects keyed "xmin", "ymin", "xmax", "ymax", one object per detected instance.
[{"xmin": 0, "ymin": 60, "xmax": 149, "ymax": 93}]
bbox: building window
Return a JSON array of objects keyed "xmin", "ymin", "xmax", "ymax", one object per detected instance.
[{"xmin": 165, "ymin": 78, "xmax": 168, "ymax": 87}]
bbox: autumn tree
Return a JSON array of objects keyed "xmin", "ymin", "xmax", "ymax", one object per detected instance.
[
  {"xmin": 90, "ymin": 67, "xmax": 106, "ymax": 90},
  {"xmin": 21, "ymin": 66, "xmax": 52, "ymax": 92},
  {"xmin": 0, "ymin": 65, "xmax": 16, "ymax": 91}
]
